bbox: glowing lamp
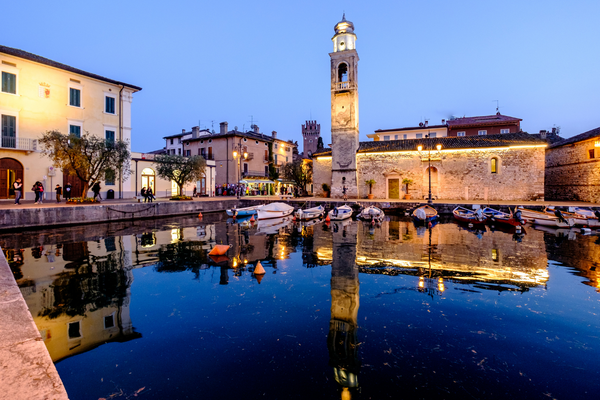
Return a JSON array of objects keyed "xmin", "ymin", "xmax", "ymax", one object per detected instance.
[
  {"xmin": 244, "ymin": 152, "xmax": 248, "ymax": 159},
  {"xmin": 233, "ymin": 150, "xmax": 238, "ymax": 158},
  {"xmin": 417, "ymin": 145, "xmax": 423, "ymax": 152},
  {"xmin": 436, "ymin": 144, "xmax": 442, "ymax": 151}
]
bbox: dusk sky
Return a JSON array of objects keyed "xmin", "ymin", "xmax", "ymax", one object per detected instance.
[{"xmin": 3, "ymin": 0, "xmax": 599, "ymax": 152}]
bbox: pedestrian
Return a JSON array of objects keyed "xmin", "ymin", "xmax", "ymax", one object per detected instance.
[
  {"xmin": 343, "ymin": 185, "xmax": 347, "ymax": 201},
  {"xmin": 141, "ymin": 187, "xmax": 147, "ymax": 202},
  {"xmin": 92, "ymin": 182, "xmax": 101, "ymax": 202},
  {"xmin": 55, "ymin": 184, "xmax": 62, "ymax": 203},
  {"xmin": 33, "ymin": 181, "xmax": 43, "ymax": 204},
  {"xmin": 193, "ymin": 186, "xmax": 197, "ymax": 197},
  {"xmin": 64, "ymin": 182, "xmax": 72, "ymax": 201},
  {"xmin": 13, "ymin": 178, "xmax": 22, "ymax": 205},
  {"xmin": 147, "ymin": 187, "xmax": 154, "ymax": 202}
]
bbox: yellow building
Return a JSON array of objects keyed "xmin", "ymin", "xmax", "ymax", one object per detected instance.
[{"xmin": 0, "ymin": 45, "xmax": 141, "ymax": 200}]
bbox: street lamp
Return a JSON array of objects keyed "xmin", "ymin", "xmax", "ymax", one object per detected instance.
[
  {"xmin": 417, "ymin": 134, "xmax": 442, "ymax": 205},
  {"xmin": 233, "ymin": 145, "xmax": 248, "ymax": 199}
]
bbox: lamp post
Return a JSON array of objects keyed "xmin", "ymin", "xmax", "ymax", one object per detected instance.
[
  {"xmin": 232, "ymin": 144, "xmax": 248, "ymax": 199},
  {"xmin": 417, "ymin": 134, "xmax": 442, "ymax": 205}
]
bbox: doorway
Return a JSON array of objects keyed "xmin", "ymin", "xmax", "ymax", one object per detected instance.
[
  {"xmin": 388, "ymin": 178, "xmax": 400, "ymax": 199},
  {"xmin": 63, "ymin": 169, "xmax": 86, "ymax": 198},
  {"xmin": 141, "ymin": 168, "xmax": 155, "ymax": 194},
  {"xmin": 0, "ymin": 158, "xmax": 23, "ymax": 199}
]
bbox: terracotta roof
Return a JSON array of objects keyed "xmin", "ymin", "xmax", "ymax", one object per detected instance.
[
  {"xmin": 374, "ymin": 124, "xmax": 447, "ymax": 133},
  {"xmin": 549, "ymin": 127, "xmax": 600, "ymax": 149},
  {"xmin": 0, "ymin": 45, "xmax": 142, "ymax": 91},
  {"xmin": 183, "ymin": 130, "xmax": 296, "ymax": 147},
  {"xmin": 447, "ymin": 113, "xmax": 521, "ymax": 128},
  {"xmin": 312, "ymin": 148, "xmax": 332, "ymax": 157}
]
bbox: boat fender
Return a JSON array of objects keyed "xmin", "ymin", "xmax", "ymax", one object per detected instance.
[{"xmin": 198, "ymin": 212, "xmax": 203, "ymax": 219}]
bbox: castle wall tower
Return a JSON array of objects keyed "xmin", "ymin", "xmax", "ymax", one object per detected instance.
[
  {"xmin": 302, "ymin": 120, "xmax": 321, "ymax": 157},
  {"xmin": 330, "ymin": 14, "xmax": 359, "ymax": 199}
]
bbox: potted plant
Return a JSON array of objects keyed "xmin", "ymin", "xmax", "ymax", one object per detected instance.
[
  {"xmin": 365, "ymin": 179, "xmax": 376, "ymax": 199},
  {"xmin": 322, "ymin": 183, "xmax": 330, "ymax": 198},
  {"xmin": 402, "ymin": 178, "xmax": 413, "ymax": 199}
]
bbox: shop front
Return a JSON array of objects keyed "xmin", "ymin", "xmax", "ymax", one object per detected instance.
[{"xmin": 239, "ymin": 179, "xmax": 275, "ymax": 196}]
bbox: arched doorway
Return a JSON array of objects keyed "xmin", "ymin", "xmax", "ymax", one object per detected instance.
[
  {"xmin": 425, "ymin": 167, "xmax": 439, "ymax": 199},
  {"xmin": 141, "ymin": 168, "xmax": 155, "ymax": 193},
  {"xmin": 0, "ymin": 158, "xmax": 23, "ymax": 199}
]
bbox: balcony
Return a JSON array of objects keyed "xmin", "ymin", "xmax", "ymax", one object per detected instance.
[
  {"xmin": 245, "ymin": 152, "xmax": 254, "ymax": 161},
  {"xmin": 334, "ymin": 81, "xmax": 355, "ymax": 91},
  {"xmin": 242, "ymin": 170, "xmax": 268, "ymax": 178},
  {"xmin": 0, "ymin": 137, "xmax": 38, "ymax": 152},
  {"xmin": 200, "ymin": 154, "xmax": 214, "ymax": 160}
]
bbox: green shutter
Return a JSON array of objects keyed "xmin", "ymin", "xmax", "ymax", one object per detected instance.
[
  {"xmin": 2, "ymin": 72, "xmax": 16, "ymax": 94},
  {"xmin": 106, "ymin": 130, "xmax": 115, "ymax": 143},
  {"xmin": 70, "ymin": 88, "xmax": 81, "ymax": 107}
]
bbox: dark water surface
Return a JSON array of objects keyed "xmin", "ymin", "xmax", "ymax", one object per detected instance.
[{"xmin": 3, "ymin": 213, "xmax": 600, "ymax": 400}]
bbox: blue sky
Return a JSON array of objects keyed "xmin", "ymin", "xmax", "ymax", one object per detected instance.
[{"xmin": 2, "ymin": 0, "xmax": 599, "ymax": 152}]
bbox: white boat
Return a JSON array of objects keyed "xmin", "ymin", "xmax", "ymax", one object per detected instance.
[
  {"xmin": 544, "ymin": 206, "xmax": 588, "ymax": 226},
  {"xmin": 295, "ymin": 205, "xmax": 325, "ymax": 220},
  {"xmin": 359, "ymin": 206, "xmax": 385, "ymax": 222},
  {"xmin": 518, "ymin": 207, "xmax": 575, "ymax": 227},
  {"xmin": 256, "ymin": 202, "xmax": 294, "ymax": 220},
  {"xmin": 226, "ymin": 205, "xmax": 261, "ymax": 217},
  {"xmin": 328, "ymin": 205, "xmax": 353, "ymax": 220},
  {"xmin": 568, "ymin": 207, "xmax": 600, "ymax": 228}
]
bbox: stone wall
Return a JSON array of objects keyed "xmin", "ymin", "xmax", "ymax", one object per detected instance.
[
  {"xmin": 357, "ymin": 147, "xmax": 545, "ymax": 201},
  {"xmin": 312, "ymin": 157, "xmax": 333, "ymax": 197},
  {"xmin": 545, "ymin": 139, "xmax": 600, "ymax": 202}
]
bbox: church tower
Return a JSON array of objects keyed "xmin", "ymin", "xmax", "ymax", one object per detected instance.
[
  {"xmin": 302, "ymin": 120, "xmax": 320, "ymax": 157},
  {"xmin": 330, "ymin": 14, "xmax": 359, "ymax": 198}
]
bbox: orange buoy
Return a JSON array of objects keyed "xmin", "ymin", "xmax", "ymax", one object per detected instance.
[
  {"xmin": 255, "ymin": 274, "xmax": 264, "ymax": 284},
  {"xmin": 208, "ymin": 244, "xmax": 231, "ymax": 256},
  {"xmin": 254, "ymin": 260, "xmax": 266, "ymax": 275},
  {"xmin": 325, "ymin": 214, "xmax": 331, "ymax": 222},
  {"xmin": 250, "ymin": 215, "xmax": 255, "ymax": 222},
  {"xmin": 198, "ymin": 212, "xmax": 203, "ymax": 219}
]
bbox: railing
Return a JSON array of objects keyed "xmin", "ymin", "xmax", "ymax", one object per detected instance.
[
  {"xmin": 245, "ymin": 152, "xmax": 254, "ymax": 161},
  {"xmin": 201, "ymin": 154, "xmax": 214, "ymax": 160},
  {"xmin": 243, "ymin": 170, "xmax": 268, "ymax": 177},
  {"xmin": 0, "ymin": 137, "xmax": 38, "ymax": 151},
  {"xmin": 334, "ymin": 81, "xmax": 354, "ymax": 91}
]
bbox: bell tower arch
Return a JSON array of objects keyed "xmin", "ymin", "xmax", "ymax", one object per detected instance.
[{"xmin": 330, "ymin": 14, "xmax": 359, "ymax": 198}]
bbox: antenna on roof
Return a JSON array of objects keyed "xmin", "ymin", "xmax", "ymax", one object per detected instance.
[{"xmin": 493, "ymin": 100, "xmax": 500, "ymax": 114}]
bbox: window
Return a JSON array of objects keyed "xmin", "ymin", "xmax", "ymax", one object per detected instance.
[
  {"xmin": 478, "ymin": 130, "xmax": 487, "ymax": 136},
  {"xmin": 309, "ymin": 139, "xmax": 313, "ymax": 143},
  {"xmin": 338, "ymin": 62, "xmax": 348, "ymax": 82},
  {"xmin": 491, "ymin": 158, "xmax": 498, "ymax": 174},
  {"xmin": 185, "ymin": 150, "xmax": 191, "ymax": 156},
  {"xmin": 1, "ymin": 114, "xmax": 16, "ymax": 148},
  {"xmin": 274, "ymin": 143, "xmax": 278, "ymax": 149},
  {"xmin": 430, "ymin": 132, "xmax": 437, "ymax": 138},
  {"xmin": 395, "ymin": 135, "xmax": 399, "ymax": 140},
  {"xmin": 274, "ymin": 154, "xmax": 278, "ymax": 164},
  {"xmin": 68, "ymin": 321, "xmax": 82, "ymax": 339},
  {"xmin": 170, "ymin": 139, "xmax": 174, "ymax": 145},
  {"xmin": 243, "ymin": 163, "xmax": 248, "ymax": 174},
  {"xmin": 383, "ymin": 135, "xmax": 390, "ymax": 140},
  {"xmin": 1, "ymin": 71, "xmax": 16, "ymax": 94},
  {"xmin": 105, "ymin": 130, "xmax": 115, "ymax": 143},
  {"xmin": 264, "ymin": 150, "xmax": 268, "ymax": 160},
  {"xmin": 265, "ymin": 166, "xmax": 269, "ymax": 176},
  {"xmin": 69, "ymin": 125, "xmax": 81, "ymax": 138},
  {"xmin": 69, "ymin": 87, "xmax": 81, "ymax": 107},
  {"xmin": 286, "ymin": 156, "xmax": 289, "ymax": 162},
  {"xmin": 255, "ymin": 140, "xmax": 259, "ymax": 144},
  {"xmin": 105, "ymin": 96, "xmax": 115, "ymax": 114},
  {"xmin": 105, "ymin": 169, "xmax": 115, "ymax": 185},
  {"xmin": 178, "ymin": 138, "xmax": 182, "ymax": 144},
  {"xmin": 403, "ymin": 134, "xmax": 407, "ymax": 140},
  {"xmin": 104, "ymin": 314, "xmax": 115, "ymax": 329},
  {"xmin": 589, "ymin": 149, "xmax": 595, "ymax": 159},
  {"xmin": 265, "ymin": 142, "xmax": 268, "ymax": 146},
  {"xmin": 178, "ymin": 148, "xmax": 181, "ymax": 155},
  {"xmin": 416, "ymin": 134, "xmax": 423, "ymax": 139},
  {"xmin": 243, "ymin": 138, "xmax": 247, "ymax": 142},
  {"xmin": 500, "ymin": 128, "xmax": 510, "ymax": 134},
  {"xmin": 200, "ymin": 148, "xmax": 206, "ymax": 157},
  {"xmin": 457, "ymin": 131, "xmax": 466, "ymax": 137}
]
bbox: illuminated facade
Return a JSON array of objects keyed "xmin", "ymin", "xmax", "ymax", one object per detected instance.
[{"xmin": 0, "ymin": 45, "xmax": 141, "ymax": 200}]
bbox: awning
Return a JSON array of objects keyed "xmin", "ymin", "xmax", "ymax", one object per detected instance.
[
  {"xmin": 239, "ymin": 179, "xmax": 275, "ymax": 184},
  {"xmin": 276, "ymin": 179, "xmax": 296, "ymax": 185}
]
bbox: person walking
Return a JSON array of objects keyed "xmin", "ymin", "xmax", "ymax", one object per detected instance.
[
  {"xmin": 55, "ymin": 184, "xmax": 62, "ymax": 203},
  {"xmin": 92, "ymin": 182, "xmax": 101, "ymax": 202},
  {"xmin": 33, "ymin": 181, "xmax": 44, "ymax": 204},
  {"xmin": 64, "ymin": 182, "xmax": 72, "ymax": 201},
  {"xmin": 147, "ymin": 186, "xmax": 154, "ymax": 202},
  {"xmin": 13, "ymin": 178, "xmax": 22, "ymax": 205}
]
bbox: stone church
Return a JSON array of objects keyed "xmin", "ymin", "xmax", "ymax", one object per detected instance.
[{"xmin": 313, "ymin": 16, "xmax": 547, "ymax": 202}]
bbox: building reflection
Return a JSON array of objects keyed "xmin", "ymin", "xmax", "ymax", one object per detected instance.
[{"xmin": 327, "ymin": 220, "xmax": 360, "ymax": 399}]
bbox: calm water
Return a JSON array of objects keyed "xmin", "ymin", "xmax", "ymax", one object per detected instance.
[{"xmin": 3, "ymin": 213, "xmax": 600, "ymax": 400}]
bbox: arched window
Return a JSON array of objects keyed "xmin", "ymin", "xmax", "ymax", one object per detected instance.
[
  {"xmin": 338, "ymin": 63, "xmax": 348, "ymax": 82},
  {"xmin": 491, "ymin": 158, "xmax": 498, "ymax": 174}
]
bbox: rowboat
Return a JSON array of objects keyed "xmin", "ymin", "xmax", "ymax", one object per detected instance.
[
  {"xmin": 226, "ymin": 205, "xmax": 262, "ymax": 217},
  {"xmin": 295, "ymin": 205, "xmax": 325, "ymax": 220},
  {"xmin": 452, "ymin": 206, "xmax": 487, "ymax": 224},
  {"xmin": 518, "ymin": 207, "xmax": 575, "ymax": 228},
  {"xmin": 568, "ymin": 207, "xmax": 600, "ymax": 228},
  {"xmin": 544, "ymin": 206, "xmax": 588, "ymax": 226},
  {"xmin": 482, "ymin": 207, "xmax": 523, "ymax": 226},
  {"xmin": 328, "ymin": 205, "xmax": 353, "ymax": 220},
  {"xmin": 256, "ymin": 202, "xmax": 294, "ymax": 220},
  {"xmin": 359, "ymin": 206, "xmax": 385, "ymax": 222},
  {"xmin": 412, "ymin": 205, "xmax": 438, "ymax": 224}
]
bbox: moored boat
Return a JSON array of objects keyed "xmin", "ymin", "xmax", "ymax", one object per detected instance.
[
  {"xmin": 295, "ymin": 205, "xmax": 325, "ymax": 220},
  {"xmin": 544, "ymin": 206, "xmax": 590, "ymax": 227},
  {"xmin": 256, "ymin": 216, "xmax": 292, "ymax": 234},
  {"xmin": 519, "ymin": 207, "xmax": 576, "ymax": 228},
  {"xmin": 412, "ymin": 205, "xmax": 438, "ymax": 225},
  {"xmin": 568, "ymin": 207, "xmax": 600, "ymax": 228},
  {"xmin": 226, "ymin": 205, "xmax": 261, "ymax": 217},
  {"xmin": 453, "ymin": 206, "xmax": 487, "ymax": 224},
  {"xmin": 256, "ymin": 202, "xmax": 294, "ymax": 220},
  {"xmin": 359, "ymin": 206, "xmax": 385, "ymax": 222},
  {"xmin": 328, "ymin": 205, "xmax": 353, "ymax": 220},
  {"xmin": 482, "ymin": 207, "xmax": 523, "ymax": 226}
]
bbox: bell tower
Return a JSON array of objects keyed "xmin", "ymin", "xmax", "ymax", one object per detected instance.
[{"xmin": 330, "ymin": 14, "xmax": 359, "ymax": 199}]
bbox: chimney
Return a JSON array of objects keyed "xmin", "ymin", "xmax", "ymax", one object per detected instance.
[
  {"xmin": 192, "ymin": 126, "xmax": 200, "ymax": 139},
  {"xmin": 441, "ymin": 119, "xmax": 446, "ymax": 125},
  {"xmin": 182, "ymin": 129, "xmax": 186, "ymax": 133},
  {"xmin": 540, "ymin": 130, "xmax": 547, "ymax": 139},
  {"xmin": 220, "ymin": 121, "xmax": 228, "ymax": 135},
  {"xmin": 424, "ymin": 120, "xmax": 429, "ymax": 127},
  {"xmin": 254, "ymin": 125, "xmax": 259, "ymax": 134},
  {"xmin": 551, "ymin": 127, "xmax": 556, "ymax": 135},
  {"xmin": 272, "ymin": 130, "xmax": 277, "ymax": 138}
]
